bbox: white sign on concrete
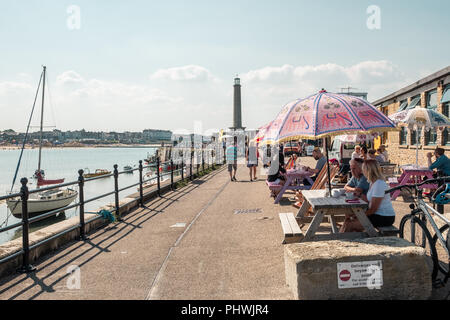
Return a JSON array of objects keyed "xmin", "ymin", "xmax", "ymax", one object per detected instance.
[{"xmin": 337, "ymin": 260, "xmax": 383, "ymax": 289}]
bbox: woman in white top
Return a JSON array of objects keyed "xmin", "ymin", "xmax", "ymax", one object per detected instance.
[{"xmin": 340, "ymin": 159, "xmax": 395, "ymax": 232}]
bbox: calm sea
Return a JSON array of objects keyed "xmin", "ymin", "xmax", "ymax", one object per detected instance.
[{"xmin": 0, "ymin": 147, "xmax": 158, "ymax": 244}]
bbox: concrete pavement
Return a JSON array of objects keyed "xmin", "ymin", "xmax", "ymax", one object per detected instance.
[{"xmin": 0, "ymin": 157, "xmax": 448, "ymax": 300}]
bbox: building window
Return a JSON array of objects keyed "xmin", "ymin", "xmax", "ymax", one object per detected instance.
[
  {"xmin": 400, "ymin": 127, "xmax": 408, "ymax": 145},
  {"xmin": 443, "ymin": 103, "xmax": 450, "ymax": 145},
  {"xmin": 425, "ymin": 129, "xmax": 437, "ymax": 145},
  {"xmin": 398, "ymin": 100, "xmax": 408, "ymax": 112},
  {"xmin": 406, "ymin": 95, "xmax": 421, "ymax": 110},
  {"xmin": 410, "ymin": 128, "xmax": 421, "ymax": 146},
  {"xmin": 426, "ymin": 90, "xmax": 438, "ymax": 109}
]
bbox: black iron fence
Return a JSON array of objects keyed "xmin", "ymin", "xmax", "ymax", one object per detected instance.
[{"xmin": 0, "ymin": 147, "xmax": 219, "ymax": 273}]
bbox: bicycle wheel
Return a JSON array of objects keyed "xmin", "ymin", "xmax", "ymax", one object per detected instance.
[
  {"xmin": 432, "ymin": 224, "xmax": 450, "ymax": 278},
  {"xmin": 399, "ymin": 214, "xmax": 439, "ymax": 280}
]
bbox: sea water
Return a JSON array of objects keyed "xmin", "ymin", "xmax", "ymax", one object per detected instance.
[{"xmin": 0, "ymin": 147, "xmax": 158, "ymax": 244}]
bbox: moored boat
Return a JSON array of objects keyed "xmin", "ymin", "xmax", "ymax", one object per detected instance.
[{"xmin": 83, "ymin": 169, "xmax": 111, "ymax": 178}]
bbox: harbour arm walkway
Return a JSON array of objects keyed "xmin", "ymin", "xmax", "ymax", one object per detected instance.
[
  {"xmin": 0, "ymin": 158, "xmax": 449, "ymax": 300},
  {"xmin": 0, "ymin": 164, "xmax": 294, "ymax": 300}
]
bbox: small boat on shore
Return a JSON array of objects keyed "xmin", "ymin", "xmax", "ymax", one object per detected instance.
[{"xmin": 83, "ymin": 169, "xmax": 111, "ymax": 178}]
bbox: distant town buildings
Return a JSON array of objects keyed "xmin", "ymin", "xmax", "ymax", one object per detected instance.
[{"xmin": 0, "ymin": 128, "xmax": 174, "ymax": 146}]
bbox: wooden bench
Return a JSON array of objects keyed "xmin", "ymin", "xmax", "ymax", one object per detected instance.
[
  {"xmin": 376, "ymin": 225, "xmax": 400, "ymax": 237},
  {"xmin": 266, "ymin": 180, "xmax": 283, "ymax": 190},
  {"xmin": 279, "ymin": 213, "xmax": 304, "ymax": 244}
]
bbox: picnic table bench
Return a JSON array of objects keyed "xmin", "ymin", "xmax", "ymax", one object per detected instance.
[
  {"xmin": 279, "ymin": 189, "xmax": 402, "ymax": 244},
  {"xmin": 388, "ymin": 165, "xmax": 438, "ymax": 200}
]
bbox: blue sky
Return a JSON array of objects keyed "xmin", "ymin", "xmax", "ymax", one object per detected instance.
[{"xmin": 0, "ymin": 0, "xmax": 449, "ymax": 132}]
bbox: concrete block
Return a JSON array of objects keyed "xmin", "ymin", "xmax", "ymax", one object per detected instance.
[{"xmin": 284, "ymin": 237, "xmax": 432, "ymax": 300}]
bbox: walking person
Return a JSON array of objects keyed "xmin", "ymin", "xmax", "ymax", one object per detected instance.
[
  {"xmin": 226, "ymin": 138, "xmax": 238, "ymax": 181},
  {"xmin": 246, "ymin": 141, "xmax": 259, "ymax": 181}
]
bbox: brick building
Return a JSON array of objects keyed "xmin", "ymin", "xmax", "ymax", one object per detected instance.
[{"xmin": 373, "ymin": 66, "xmax": 450, "ymax": 167}]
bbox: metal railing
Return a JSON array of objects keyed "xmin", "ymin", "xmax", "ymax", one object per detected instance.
[{"xmin": 0, "ymin": 148, "xmax": 219, "ymax": 273}]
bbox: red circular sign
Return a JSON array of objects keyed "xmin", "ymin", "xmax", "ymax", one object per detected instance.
[{"xmin": 339, "ymin": 270, "xmax": 351, "ymax": 281}]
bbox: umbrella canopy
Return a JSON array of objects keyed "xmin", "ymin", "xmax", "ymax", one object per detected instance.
[
  {"xmin": 262, "ymin": 90, "xmax": 396, "ymax": 144},
  {"xmin": 400, "ymin": 108, "xmax": 450, "ymax": 130},
  {"xmin": 390, "ymin": 108, "xmax": 450, "ymax": 166},
  {"xmin": 262, "ymin": 90, "xmax": 397, "ymax": 196},
  {"xmin": 252, "ymin": 121, "xmax": 273, "ymax": 143}
]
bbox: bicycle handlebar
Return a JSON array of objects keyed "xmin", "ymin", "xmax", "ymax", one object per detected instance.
[{"xmin": 385, "ymin": 176, "xmax": 450, "ymax": 194}]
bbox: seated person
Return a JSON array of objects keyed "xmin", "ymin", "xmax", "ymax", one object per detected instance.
[
  {"xmin": 267, "ymin": 149, "xmax": 287, "ymax": 197},
  {"xmin": 340, "ymin": 160, "xmax": 395, "ymax": 232},
  {"xmin": 351, "ymin": 145, "xmax": 362, "ymax": 160},
  {"xmin": 344, "ymin": 158, "xmax": 370, "ymax": 197},
  {"xmin": 376, "ymin": 148, "xmax": 386, "ymax": 163},
  {"xmin": 380, "ymin": 145, "xmax": 389, "ymax": 162},
  {"xmin": 427, "ymin": 147, "xmax": 450, "ymax": 176},
  {"xmin": 360, "ymin": 146, "xmax": 368, "ymax": 160},
  {"xmin": 303, "ymin": 147, "xmax": 327, "ymax": 185}
]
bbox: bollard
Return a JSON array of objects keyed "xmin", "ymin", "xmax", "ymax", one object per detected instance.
[
  {"xmin": 156, "ymin": 157, "xmax": 161, "ymax": 196},
  {"xmin": 113, "ymin": 164, "xmax": 121, "ymax": 221},
  {"xmin": 139, "ymin": 160, "xmax": 144, "ymax": 207},
  {"xmin": 170, "ymin": 159, "xmax": 174, "ymax": 190},
  {"xmin": 78, "ymin": 169, "xmax": 88, "ymax": 240},
  {"xmin": 18, "ymin": 178, "xmax": 35, "ymax": 273}
]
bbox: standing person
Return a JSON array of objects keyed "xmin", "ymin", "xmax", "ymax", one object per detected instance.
[
  {"xmin": 226, "ymin": 138, "xmax": 238, "ymax": 181},
  {"xmin": 340, "ymin": 160, "xmax": 395, "ymax": 232},
  {"xmin": 246, "ymin": 141, "xmax": 259, "ymax": 181}
]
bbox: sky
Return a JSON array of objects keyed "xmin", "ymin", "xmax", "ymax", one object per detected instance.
[{"xmin": 0, "ymin": 0, "xmax": 449, "ymax": 134}]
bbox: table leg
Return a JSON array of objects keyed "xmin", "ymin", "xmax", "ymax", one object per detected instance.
[
  {"xmin": 329, "ymin": 215, "xmax": 339, "ymax": 234},
  {"xmin": 296, "ymin": 199, "xmax": 311, "ymax": 219},
  {"xmin": 391, "ymin": 174, "xmax": 409, "ymax": 201},
  {"xmin": 274, "ymin": 177, "xmax": 290, "ymax": 204},
  {"xmin": 304, "ymin": 210, "xmax": 325, "ymax": 241},
  {"xmin": 352, "ymin": 208, "xmax": 378, "ymax": 237}
]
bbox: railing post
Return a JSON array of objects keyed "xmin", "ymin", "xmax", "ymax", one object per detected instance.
[
  {"xmin": 223, "ymin": 145, "xmax": 226, "ymax": 165},
  {"xmin": 202, "ymin": 147, "xmax": 205, "ymax": 172},
  {"xmin": 139, "ymin": 160, "xmax": 144, "ymax": 207},
  {"xmin": 181, "ymin": 159, "xmax": 184, "ymax": 181},
  {"xmin": 190, "ymin": 152, "xmax": 193, "ymax": 181},
  {"xmin": 78, "ymin": 169, "xmax": 87, "ymax": 240},
  {"xmin": 156, "ymin": 157, "xmax": 161, "ymax": 196},
  {"xmin": 170, "ymin": 159, "xmax": 174, "ymax": 190},
  {"xmin": 18, "ymin": 178, "xmax": 35, "ymax": 273},
  {"xmin": 113, "ymin": 164, "xmax": 121, "ymax": 221}
]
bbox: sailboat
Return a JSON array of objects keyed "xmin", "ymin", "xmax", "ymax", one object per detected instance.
[{"xmin": 6, "ymin": 66, "xmax": 78, "ymax": 218}]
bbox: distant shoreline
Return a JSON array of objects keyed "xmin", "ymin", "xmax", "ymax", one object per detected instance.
[{"xmin": 0, "ymin": 144, "xmax": 162, "ymax": 150}]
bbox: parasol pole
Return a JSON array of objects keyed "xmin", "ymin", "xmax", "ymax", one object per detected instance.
[
  {"xmin": 416, "ymin": 127, "xmax": 420, "ymax": 167},
  {"xmin": 324, "ymin": 137, "xmax": 332, "ymax": 196}
]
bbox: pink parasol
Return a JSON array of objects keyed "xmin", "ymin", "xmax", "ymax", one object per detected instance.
[
  {"xmin": 261, "ymin": 90, "xmax": 396, "ymax": 144},
  {"xmin": 262, "ymin": 89, "xmax": 397, "ymax": 195}
]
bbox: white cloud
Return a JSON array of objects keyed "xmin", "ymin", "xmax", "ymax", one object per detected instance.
[
  {"xmin": 150, "ymin": 65, "xmax": 217, "ymax": 82},
  {"xmin": 0, "ymin": 61, "xmax": 414, "ymax": 133}
]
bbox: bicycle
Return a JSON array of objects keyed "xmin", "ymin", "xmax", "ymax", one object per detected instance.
[{"xmin": 387, "ymin": 177, "xmax": 450, "ymax": 287}]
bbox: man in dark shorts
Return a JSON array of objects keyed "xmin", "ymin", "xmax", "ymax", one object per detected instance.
[{"xmin": 226, "ymin": 138, "xmax": 238, "ymax": 181}]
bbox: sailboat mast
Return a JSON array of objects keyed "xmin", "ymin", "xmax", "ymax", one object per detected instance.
[{"xmin": 37, "ymin": 66, "xmax": 46, "ymax": 174}]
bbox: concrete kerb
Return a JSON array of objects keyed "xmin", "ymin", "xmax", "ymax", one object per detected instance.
[{"xmin": 0, "ymin": 164, "xmax": 224, "ymax": 279}]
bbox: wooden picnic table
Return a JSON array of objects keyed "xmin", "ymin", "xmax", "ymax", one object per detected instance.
[
  {"xmin": 388, "ymin": 165, "xmax": 437, "ymax": 201},
  {"xmin": 274, "ymin": 168, "xmax": 314, "ymax": 204},
  {"xmin": 295, "ymin": 189, "xmax": 379, "ymax": 242}
]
